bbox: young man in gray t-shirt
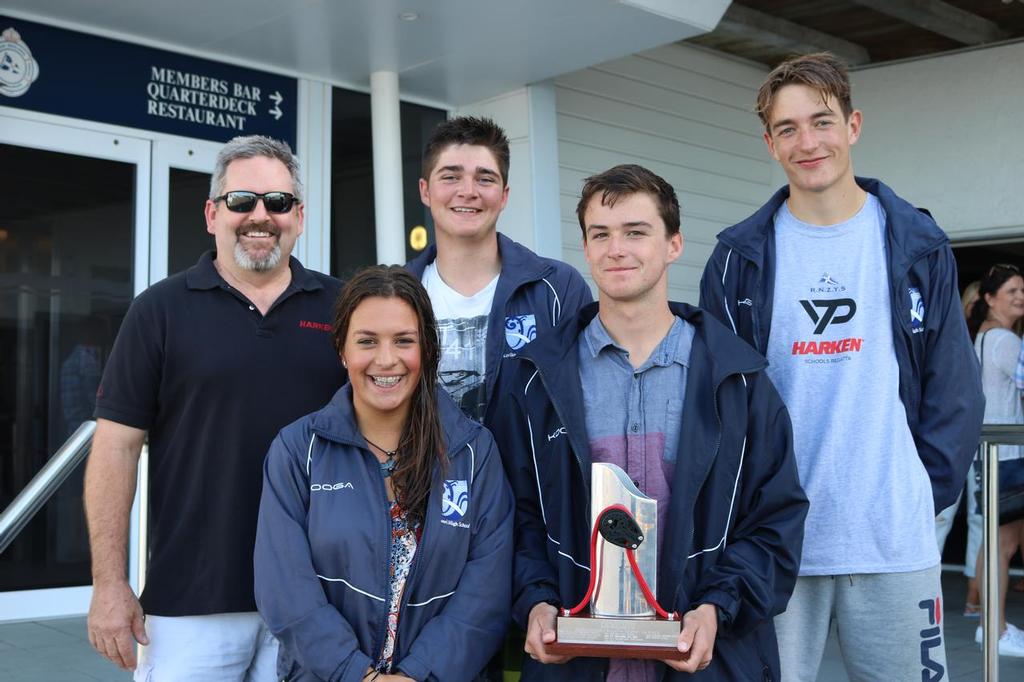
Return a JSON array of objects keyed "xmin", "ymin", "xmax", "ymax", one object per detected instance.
[{"xmin": 700, "ymin": 53, "xmax": 985, "ymax": 677}]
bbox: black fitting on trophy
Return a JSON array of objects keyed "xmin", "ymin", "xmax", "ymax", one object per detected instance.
[{"xmin": 597, "ymin": 508, "xmax": 644, "ymax": 550}]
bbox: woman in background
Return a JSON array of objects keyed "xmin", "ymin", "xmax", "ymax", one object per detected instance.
[
  {"xmin": 255, "ymin": 265, "xmax": 513, "ymax": 681},
  {"xmin": 967, "ymin": 264, "xmax": 1024, "ymax": 657}
]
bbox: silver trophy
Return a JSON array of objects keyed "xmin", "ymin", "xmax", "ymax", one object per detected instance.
[{"xmin": 550, "ymin": 462, "xmax": 683, "ymax": 659}]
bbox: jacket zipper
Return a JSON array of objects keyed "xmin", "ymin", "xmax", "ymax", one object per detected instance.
[
  {"xmin": 391, "ymin": 442, "xmax": 464, "ymax": 664},
  {"xmin": 393, "ymin": 512, "xmax": 428, "ymax": 664},
  {"xmin": 373, "ymin": 466, "xmax": 393, "ymax": 670}
]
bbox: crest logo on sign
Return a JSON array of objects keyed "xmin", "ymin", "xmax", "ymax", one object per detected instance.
[{"xmin": 0, "ymin": 28, "xmax": 40, "ymax": 97}]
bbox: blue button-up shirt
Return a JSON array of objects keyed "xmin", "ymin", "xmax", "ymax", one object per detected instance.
[{"xmin": 578, "ymin": 314, "xmax": 694, "ymax": 682}]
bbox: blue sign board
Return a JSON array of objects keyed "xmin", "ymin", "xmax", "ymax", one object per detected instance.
[{"xmin": 0, "ymin": 16, "xmax": 297, "ymax": 148}]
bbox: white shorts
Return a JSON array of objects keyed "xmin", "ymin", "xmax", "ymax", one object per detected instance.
[{"xmin": 134, "ymin": 611, "xmax": 278, "ymax": 682}]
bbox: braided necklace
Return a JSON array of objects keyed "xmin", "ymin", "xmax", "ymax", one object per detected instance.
[{"xmin": 363, "ymin": 436, "xmax": 398, "ymax": 478}]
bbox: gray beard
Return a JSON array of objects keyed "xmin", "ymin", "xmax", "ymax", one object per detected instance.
[{"xmin": 234, "ymin": 242, "xmax": 282, "ymax": 272}]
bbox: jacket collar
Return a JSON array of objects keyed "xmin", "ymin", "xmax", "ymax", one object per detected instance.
[
  {"xmin": 716, "ymin": 177, "xmax": 948, "ymax": 272},
  {"xmin": 519, "ymin": 301, "xmax": 765, "ymax": 387},
  {"xmin": 516, "ymin": 300, "xmax": 766, "ymax": 487},
  {"xmin": 406, "ymin": 232, "xmax": 552, "ymax": 287},
  {"xmin": 307, "ymin": 383, "xmax": 481, "ymax": 459},
  {"xmin": 185, "ymin": 250, "xmax": 323, "ymax": 292}
]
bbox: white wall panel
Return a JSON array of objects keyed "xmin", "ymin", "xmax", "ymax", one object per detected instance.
[
  {"xmin": 852, "ymin": 42, "xmax": 1024, "ymax": 241},
  {"xmin": 556, "ymin": 44, "xmax": 772, "ymax": 303}
]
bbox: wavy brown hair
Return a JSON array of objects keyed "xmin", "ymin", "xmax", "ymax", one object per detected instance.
[
  {"xmin": 331, "ymin": 265, "xmax": 446, "ymax": 524},
  {"xmin": 755, "ymin": 52, "xmax": 853, "ymax": 130}
]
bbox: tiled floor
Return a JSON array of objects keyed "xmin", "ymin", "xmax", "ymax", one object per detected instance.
[{"xmin": 1, "ymin": 571, "xmax": 1023, "ymax": 681}]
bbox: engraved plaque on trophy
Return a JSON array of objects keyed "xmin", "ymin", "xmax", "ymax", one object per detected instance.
[{"xmin": 548, "ymin": 462, "xmax": 685, "ymax": 660}]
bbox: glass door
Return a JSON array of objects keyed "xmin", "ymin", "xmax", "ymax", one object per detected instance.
[
  {"xmin": 0, "ymin": 116, "xmax": 150, "ymax": 620},
  {"xmin": 151, "ymin": 139, "xmax": 220, "ymax": 282}
]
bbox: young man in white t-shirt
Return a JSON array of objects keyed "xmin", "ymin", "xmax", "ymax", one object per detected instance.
[
  {"xmin": 406, "ymin": 115, "xmax": 592, "ymax": 682},
  {"xmin": 699, "ymin": 53, "xmax": 986, "ymax": 677},
  {"xmin": 408, "ymin": 116, "xmax": 591, "ymax": 424}
]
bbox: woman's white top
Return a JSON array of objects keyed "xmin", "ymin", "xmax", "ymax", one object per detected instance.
[{"xmin": 975, "ymin": 328, "xmax": 1024, "ymax": 460}]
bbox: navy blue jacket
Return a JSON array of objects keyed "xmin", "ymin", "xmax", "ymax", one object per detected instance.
[
  {"xmin": 254, "ymin": 385, "xmax": 514, "ymax": 682},
  {"xmin": 407, "ymin": 233, "xmax": 593, "ymax": 429},
  {"xmin": 698, "ymin": 177, "xmax": 984, "ymax": 512},
  {"xmin": 489, "ymin": 302, "xmax": 808, "ymax": 681}
]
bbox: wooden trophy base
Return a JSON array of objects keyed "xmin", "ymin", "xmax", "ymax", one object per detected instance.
[{"xmin": 547, "ymin": 613, "xmax": 685, "ymax": 660}]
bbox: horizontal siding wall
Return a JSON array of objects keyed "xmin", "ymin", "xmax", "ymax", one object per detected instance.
[
  {"xmin": 556, "ymin": 43, "xmax": 774, "ymax": 304},
  {"xmin": 852, "ymin": 41, "xmax": 1024, "ymax": 242}
]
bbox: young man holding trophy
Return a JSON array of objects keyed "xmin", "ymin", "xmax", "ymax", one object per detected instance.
[{"xmin": 490, "ymin": 164, "xmax": 808, "ymax": 681}]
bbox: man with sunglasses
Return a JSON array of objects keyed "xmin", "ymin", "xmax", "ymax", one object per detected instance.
[
  {"xmin": 84, "ymin": 135, "xmax": 345, "ymax": 680},
  {"xmin": 699, "ymin": 53, "xmax": 983, "ymax": 679}
]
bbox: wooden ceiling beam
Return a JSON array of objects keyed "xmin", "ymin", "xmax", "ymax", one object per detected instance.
[
  {"xmin": 719, "ymin": 4, "xmax": 871, "ymax": 65},
  {"xmin": 849, "ymin": 0, "xmax": 1008, "ymax": 45}
]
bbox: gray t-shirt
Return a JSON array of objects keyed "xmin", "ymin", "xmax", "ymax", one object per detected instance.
[{"xmin": 765, "ymin": 195, "xmax": 938, "ymax": 575}]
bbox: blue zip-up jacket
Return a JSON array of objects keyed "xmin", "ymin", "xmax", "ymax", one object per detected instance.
[
  {"xmin": 407, "ymin": 233, "xmax": 593, "ymax": 429},
  {"xmin": 698, "ymin": 177, "xmax": 984, "ymax": 512},
  {"xmin": 254, "ymin": 385, "xmax": 514, "ymax": 682},
  {"xmin": 489, "ymin": 302, "xmax": 808, "ymax": 681}
]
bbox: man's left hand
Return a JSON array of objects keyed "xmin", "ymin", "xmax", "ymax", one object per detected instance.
[{"xmin": 661, "ymin": 603, "xmax": 718, "ymax": 673}]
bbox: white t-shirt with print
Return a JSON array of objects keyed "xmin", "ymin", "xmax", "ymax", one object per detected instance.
[{"xmin": 422, "ymin": 262, "xmax": 498, "ymax": 421}]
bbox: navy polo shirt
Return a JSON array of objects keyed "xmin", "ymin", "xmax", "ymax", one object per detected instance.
[{"xmin": 95, "ymin": 251, "xmax": 345, "ymax": 616}]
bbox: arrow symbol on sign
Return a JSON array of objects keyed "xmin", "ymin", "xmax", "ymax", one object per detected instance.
[{"xmin": 269, "ymin": 91, "xmax": 283, "ymax": 120}]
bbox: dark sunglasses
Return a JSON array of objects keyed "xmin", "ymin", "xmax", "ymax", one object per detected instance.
[
  {"xmin": 988, "ymin": 263, "xmax": 1022, "ymax": 277},
  {"xmin": 214, "ymin": 191, "xmax": 299, "ymax": 214}
]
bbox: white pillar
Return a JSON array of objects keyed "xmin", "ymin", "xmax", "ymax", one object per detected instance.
[{"xmin": 370, "ymin": 70, "xmax": 406, "ymax": 265}]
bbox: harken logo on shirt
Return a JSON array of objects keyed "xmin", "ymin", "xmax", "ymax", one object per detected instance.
[
  {"xmin": 441, "ymin": 479, "xmax": 469, "ymax": 526},
  {"xmin": 909, "ymin": 287, "xmax": 925, "ymax": 334},
  {"xmin": 299, "ymin": 320, "xmax": 332, "ymax": 332},
  {"xmin": 505, "ymin": 314, "xmax": 537, "ymax": 351}
]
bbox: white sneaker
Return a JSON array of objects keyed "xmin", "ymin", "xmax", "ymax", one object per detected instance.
[{"xmin": 975, "ymin": 622, "xmax": 1024, "ymax": 657}]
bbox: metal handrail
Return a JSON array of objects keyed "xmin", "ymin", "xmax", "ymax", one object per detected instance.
[
  {"xmin": 0, "ymin": 420, "xmax": 97, "ymax": 554},
  {"xmin": 978, "ymin": 424, "xmax": 1024, "ymax": 682}
]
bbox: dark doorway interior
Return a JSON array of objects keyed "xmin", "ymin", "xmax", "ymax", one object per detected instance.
[{"xmin": 955, "ymin": 240, "xmax": 1024, "ymax": 296}]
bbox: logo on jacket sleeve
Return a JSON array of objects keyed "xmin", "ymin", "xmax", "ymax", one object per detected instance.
[
  {"xmin": 441, "ymin": 479, "xmax": 469, "ymax": 523},
  {"xmin": 505, "ymin": 314, "xmax": 537, "ymax": 351},
  {"xmin": 909, "ymin": 287, "xmax": 925, "ymax": 334}
]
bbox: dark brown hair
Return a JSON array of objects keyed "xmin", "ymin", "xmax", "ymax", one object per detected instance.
[
  {"xmin": 756, "ymin": 52, "xmax": 853, "ymax": 130},
  {"xmin": 421, "ymin": 116, "xmax": 510, "ymax": 185},
  {"xmin": 331, "ymin": 265, "xmax": 446, "ymax": 524},
  {"xmin": 967, "ymin": 264, "xmax": 1023, "ymax": 341},
  {"xmin": 576, "ymin": 164, "xmax": 680, "ymax": 238}
]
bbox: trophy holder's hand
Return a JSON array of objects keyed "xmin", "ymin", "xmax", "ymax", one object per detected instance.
[
  {"xmin": 525, "ymin": 602, "xmax": 574, "ymax": 664},
  {"xmin": 661, "ymin": 603, "xmax": 718, "ymax": 673},
  {"xmin": 87, "ymin": 578, "xmax": 149, "ymax": 670}
]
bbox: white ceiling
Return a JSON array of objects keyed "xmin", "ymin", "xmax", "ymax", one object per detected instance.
[{"xmin": 3, "ymin": 0, "xmax": 730, "ymax": 105}]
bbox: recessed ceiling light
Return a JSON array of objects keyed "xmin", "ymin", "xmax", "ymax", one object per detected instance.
[{"xmin": 399, "ymin": 12, "xmax": 419, "ymax": 21}]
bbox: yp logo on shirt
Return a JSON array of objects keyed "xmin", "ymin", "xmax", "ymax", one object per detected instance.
[
  {"xmin": 505, "ymin": 314, "xmax": 537, "ymax": 351},
  {"xmin": 799, "ymin": 298, "xmax": 857, "ymax": 334},
  {"xmin": 441, "ymin": 479, "xmax": 470, "ymax": 528}
]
